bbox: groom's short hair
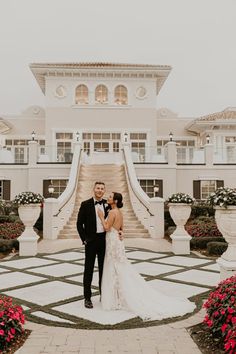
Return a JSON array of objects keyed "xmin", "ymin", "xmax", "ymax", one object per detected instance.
[{"xmin": 94, "ymin": 181, "xmax": 105, "ymax": 187}]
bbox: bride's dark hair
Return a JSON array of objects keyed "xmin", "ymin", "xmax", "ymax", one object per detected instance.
[{"xmin": 113, "ymin": 192, "xmax": 123, "ymax": 208}]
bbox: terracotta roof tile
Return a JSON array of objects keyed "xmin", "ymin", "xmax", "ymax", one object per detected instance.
[{"xmin": 198, "ymin": 109, "xmax": 236, "ymax": 121}]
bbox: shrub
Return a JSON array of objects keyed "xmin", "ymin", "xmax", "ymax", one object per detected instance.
[
  {"xmin": 203, "ymin": 275, "xmax": 236, "ymax": 353},
  {"xmin": 186, "ymin": 220, "xmax": 222, "ymax": 238},
  {"xmin": 207, "ymin": 241, "xmax": 228, "ymax": 256},
  {"xmin": 0, "ymin": 239, "xmax": 19, "ymax": 253},
  {"xmin": 190, "ymin": 237, "xmax": 226, "ymax": 250},
  {"xmin": 0, "ymin": 215, "xmax": 20, "ymax": 224},
  {"xmin": 0, "ymin": 222, "xmax": 24, "ymax": 240},
  {"xmin": 190, "ymin": 201, "xmax": 215, "ymax": 218},
  {"xmin": 0, "ymin": 295, "xmax": 25, "ymax": 352},
  {"xmin": 0, "ymin": 200, "xmax": 18, "ymax": 216}
]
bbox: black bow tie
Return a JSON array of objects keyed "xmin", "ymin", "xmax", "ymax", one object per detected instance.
[{"xmin": 95, "ymin": 200, "xmax": 103, "ymax": 205}]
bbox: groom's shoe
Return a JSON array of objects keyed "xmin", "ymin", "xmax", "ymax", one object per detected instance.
[{"xmin": 84, "ymin": 299, "xmax": 93, "ymax": 309}]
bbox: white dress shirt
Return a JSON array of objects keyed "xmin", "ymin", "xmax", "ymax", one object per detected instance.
[{"xmin": 94, "ymin": 198, "xmax": 105, "ymax": 233}]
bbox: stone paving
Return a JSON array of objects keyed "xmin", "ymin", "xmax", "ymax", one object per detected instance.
[{"xmin": 0, "ymin": 238, "xmax": 220, "ymax": 353}]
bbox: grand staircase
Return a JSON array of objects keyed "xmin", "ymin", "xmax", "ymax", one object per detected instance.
[{"xmin": 58, "ymin": 164, "xmax": 149, "ymax": 239}]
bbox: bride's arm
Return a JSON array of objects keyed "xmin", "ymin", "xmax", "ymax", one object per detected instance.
[{"xmin": 97, "ymin": 209, "xmax": 115, "ymax": 231}]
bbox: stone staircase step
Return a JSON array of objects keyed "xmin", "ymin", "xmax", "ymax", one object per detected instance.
[{"xmin": 58, "ymin": 163, "xmax": 150, "ymax": 239}]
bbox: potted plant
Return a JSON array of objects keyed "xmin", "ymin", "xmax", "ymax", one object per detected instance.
[
  {"xmin": 13, "ymin": 191, "xmax": 44, "ymax": 256},
  {"xmin": 207, "ymin": 187, "xmax": 236, "ymax": 278},
  {"xmin": 166, "ymin": 193, "xmax": 195, "ymax": 254}
]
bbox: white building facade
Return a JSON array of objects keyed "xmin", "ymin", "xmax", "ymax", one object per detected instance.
[{"xmin": 0, "ymin": 62, "xmax": 236, "ymax": 202}]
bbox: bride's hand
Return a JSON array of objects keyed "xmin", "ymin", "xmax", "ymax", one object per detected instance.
[
  {"xmin": 97, "ymin": 209, "xmax": 104, "ymax": 219},
  {"xmin": 118, "ymin": 230, "xmax": 124, "ymax": 241}
]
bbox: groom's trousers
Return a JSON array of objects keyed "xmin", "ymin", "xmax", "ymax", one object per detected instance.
[{"xmin": 83, "ymin": 232, "xmax": 106, "ymax": 300}]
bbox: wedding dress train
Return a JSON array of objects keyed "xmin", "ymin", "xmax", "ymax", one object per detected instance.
[{"xmin": 101, "ymin": 228, "xmax": 195, "ymax": 321}]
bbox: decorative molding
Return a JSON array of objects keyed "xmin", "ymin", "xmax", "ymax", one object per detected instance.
[
  {"xmin": 54, "ymin": 85, "xmax": 67, "ymax": 99},
  {"xmin": 135, "ymin": 86, "xmax": 148, "ymax": 100}
]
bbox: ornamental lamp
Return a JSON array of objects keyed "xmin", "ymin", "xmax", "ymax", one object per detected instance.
[
  {"xmin": 169, "ymin": 132, "xmax": 173, "ymax": 142},
  {"xmin": 31, "ymin": 131, "xmax": 36, "ymax": 141}
]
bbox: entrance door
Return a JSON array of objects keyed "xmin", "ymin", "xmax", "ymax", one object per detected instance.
[{"xmin": 94, "ymin": 142, "xmax": 109, "ymax": 152}]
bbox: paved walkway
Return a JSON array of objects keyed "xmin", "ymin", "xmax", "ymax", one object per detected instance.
[{"xmin": 0, "ymin": 238, "xmax": 218, "ymax": 353}]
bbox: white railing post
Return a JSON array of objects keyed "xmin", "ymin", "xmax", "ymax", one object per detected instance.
[
  {"xmin": 166, "ymin": 141, "xmax": 177, "ymax": 166},
  {"xmin": 204, "ymin": 143, "xmax": 214, "ymax": 166},
  {"xmin": 149, "ymin": 197, "xmax": 165, "ymax": 238},
  {"xmin": 43, "ymin": 198, "xmax": 59, "ymax": 240},
  {"xmin": 28, "ymin": 141, "xmax": 38, "ymax": 165},
  {"xmin": 43, "ymin": 142, "xmax": 82, "ymax": 239}
]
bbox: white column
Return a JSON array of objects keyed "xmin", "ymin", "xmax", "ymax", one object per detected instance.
[
  {"xmin": 149, "ymin": 197, "xmax": 164, "ymax": 238},
  {"xmin": 43, "ymin": 198, "xmax": 60, "ymax": 240},
  {"xmin": 166, "ymin": 141, "xmax": 177, "ymax": 166},
  {"xmin": 204, "ymin": 143, "xmax": 214, "ymax": 166},
  {"xmin": 28, "ymin": 141, "xmax": 38, "ymax": 165}
]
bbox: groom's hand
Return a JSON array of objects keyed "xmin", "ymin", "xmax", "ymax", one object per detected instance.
[{"xmin": 118, "ymin": 230, "xmax": 124, "ymax": 241}]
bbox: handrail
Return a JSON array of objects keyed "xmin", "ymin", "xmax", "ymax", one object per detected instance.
[
  {"xmin": 53, "ymin": 144, "xmax": 82, "ymax": 217},
  {"xmin": 122, "ymin": 146, "xmax": 153, "ymax": 216}
]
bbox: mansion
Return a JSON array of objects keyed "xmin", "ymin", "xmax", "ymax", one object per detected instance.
[{"xmin": 0, "ymin": 62, "xmax": 236, "ymax": 206}]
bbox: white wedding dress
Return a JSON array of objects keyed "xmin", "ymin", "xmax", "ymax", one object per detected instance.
[{"xmin": 101, "ymin": 227, "xmax": 195, "ymax": 321}]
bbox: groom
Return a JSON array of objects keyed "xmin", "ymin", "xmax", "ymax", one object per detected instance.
[{"xmin": 77, "ymin": 181, "xmax": 109, "ymax": 309}]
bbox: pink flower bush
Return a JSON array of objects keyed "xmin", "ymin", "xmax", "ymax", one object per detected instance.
[
  {"xmin": 203, "ymin": 275, "xmax": 236, "ymax": 353},
  {"xmin": 0, "ymin": 222, "xmax": 24, "ymax": 240},
  {"xmin": 0, "ymin": 295, "xmax": 25, "ymax": 351}
]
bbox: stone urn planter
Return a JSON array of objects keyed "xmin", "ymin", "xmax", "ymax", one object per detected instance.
[
  {"xmin": 168, "ymin": 203, "xmax": 192, "ymax": 254},
  {"xmin": 215, "ymin": 206, "xmax": 236, "ymax": 279},
  {"xmin": 207, "ymin": 187, "xmax": 236, "ymax": 279},
  {"xmin": 17, "ymin": 204, "xmax": 41, "ymax": 256},
  {"xmin": 14, "ymin": 191, "xmax": 44, "ymax": 257}
]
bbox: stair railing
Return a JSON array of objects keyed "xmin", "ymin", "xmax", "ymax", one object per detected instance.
[
  {"xmin": 122, "ymin": 142, "xmax": 164, "ymax": 238},
  {"xmin": 43, "ymin": 143, "xmax": 82, "ymax": 239}
]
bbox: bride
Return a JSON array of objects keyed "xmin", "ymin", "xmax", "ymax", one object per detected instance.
[{"xmin": 97, "ymin": 192, "xmax": 195, "ymax": 321}]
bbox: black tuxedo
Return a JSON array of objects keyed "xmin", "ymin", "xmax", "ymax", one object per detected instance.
[{"xmin": 77, "ymin": 197, "xmax": 110, "ymax": 300}]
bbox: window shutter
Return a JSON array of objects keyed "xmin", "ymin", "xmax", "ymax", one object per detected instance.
[
  {"xmin": 156, "ymin": 179, "xmax": 163, "ymax": 198},
  {"xmin": 43, "ymin": 180, "xmax": 51, "ymax": 198},
  {"xmin": 3, "ymin": 180, "xmax": 11, "ymax": 200},
  {"xmin": 193, "ymin": 180, "xmax": 201, "ymax": 199},
  {"xmin": 216, "ymin": 180, "xmax": 224, "ymax": 188}
]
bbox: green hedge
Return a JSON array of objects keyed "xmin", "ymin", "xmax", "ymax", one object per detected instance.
[
  {"xmin": 207, "ymin": 241, "xmax": 228, "ymax": 256},
  {"xmin": 0, "ymin": 239, "xmax": 19, "ymax": 253},
  {"xmin": 190, "ymin": 236, "xmax": 226, "ymax": 250}
]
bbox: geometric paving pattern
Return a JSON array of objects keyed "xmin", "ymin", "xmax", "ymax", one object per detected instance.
[{"xmin": 0, "ymin": 247, "xmax": 220, "ymax": 329}]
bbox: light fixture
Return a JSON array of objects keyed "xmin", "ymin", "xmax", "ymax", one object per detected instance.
[
  {"xmin": 206, "ymin": 134, "xmax": 210, "ymax": 144},
  {"xmin": 48, "ymin": 183, "xmax": 55, "ymax": 197},
  {"xmin": 76, "ymin": 131, "xmax": 80, "ymax": 142},
  {"xmin": 31, "ymin": 131, "xmax": 36, "ymax": 141},
  {"xmin": 124, "ymin": 132, "xmax": 128, "ymax": 143},
  {"xmin": 153, "ymin": 184, "xmax": 159, "ymax": 196},
  {"xmin": 169, "ymin": 132, "xmax": 173, "ymax": 142}
]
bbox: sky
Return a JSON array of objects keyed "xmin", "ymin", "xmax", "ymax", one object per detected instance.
[{"xmin": 0, "ymin": 0, "xmax": 235, "ymax": 117}]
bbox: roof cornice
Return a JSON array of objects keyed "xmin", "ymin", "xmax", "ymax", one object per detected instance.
[{"xmin": 29, "ymin": 62, "xmax": 172, "ymax": 95}]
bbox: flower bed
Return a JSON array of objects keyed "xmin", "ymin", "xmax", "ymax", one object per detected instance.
[
  {"xmin": 186, "ymin": 217, "xmax": 222, "ymax": 238},
  {"xmin": 0, "ymin": 222, "xmax": 24, "ymax": 240},
  {"xmin": 207, "ymin": 187, "xmax": 236, "ymax": 209},
  {"xmin": 13, "ymin": 191, "xmax": 43, "ymax": 205},
  {"xmin": 203, "ymin": 275, "xmax": 236, "ymax": 353},
  {"xmin": 0, "ymin": 296, "xmax": 25, "ymax": 352}
]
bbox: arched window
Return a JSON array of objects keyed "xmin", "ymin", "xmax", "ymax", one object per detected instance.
[
  {"xmin": 114, "ymin": 85, "xmax": 128, "ymax": 105},
  {"xmin": 75, "ymin": 85, "xmax": 88, "ymax": 104},
  {"xmin": 95, "ymin": 85, "xmax": 108, "ymax": 104}
]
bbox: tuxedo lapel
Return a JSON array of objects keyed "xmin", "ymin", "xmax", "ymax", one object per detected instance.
[{"xmin": 88, "ymin": 197, "xmax": 96, "ymax": 228}]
